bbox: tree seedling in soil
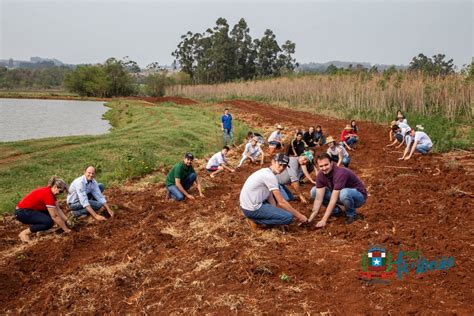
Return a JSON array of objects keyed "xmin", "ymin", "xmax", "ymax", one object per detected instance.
[{"xmin": 280, "ymin": 272, "xmax": 290, "ymax": 282}]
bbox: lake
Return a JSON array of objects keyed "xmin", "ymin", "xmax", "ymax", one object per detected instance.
[{"xmin": 0, "ymin": 98, "xmax": 111, "ymax": 142}]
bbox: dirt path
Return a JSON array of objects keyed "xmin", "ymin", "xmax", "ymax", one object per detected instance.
[{"xmin": 0, "ymin": 100, "xmax": 472, "ymax": 314}]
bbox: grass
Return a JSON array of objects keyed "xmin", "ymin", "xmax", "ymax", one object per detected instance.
[
  {"xmin": 0, "ymin": 99, "xmax": 249, "ymax": 214},
  {"xmin": 167, "ymin": 73, "xmax": 473, "ymax": 151}
]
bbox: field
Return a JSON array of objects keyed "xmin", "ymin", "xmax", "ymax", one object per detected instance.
[{"xmin": 0, "ymin": 98, "xmax": 473, "ymax": 313}]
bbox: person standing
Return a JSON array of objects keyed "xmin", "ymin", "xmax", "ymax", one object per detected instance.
[
  {"xmin": 221, "ymin": 108, "xmax": 233, "ymax": 146},
  {"xmin": 15, "ymin": 176, "xmax": 71, "ymax": 243}
]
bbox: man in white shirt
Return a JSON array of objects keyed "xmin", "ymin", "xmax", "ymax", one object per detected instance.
[
  {"xmin": 267, "ymin": 124, "xmax": 285, "ymax": 157},
  {"xmin": 399, "ymin": 128, "xmax": 433, "ymax": 160},
  {"xmin": 67, "ymin": 166, "xmax": 114, "ymax": 221},
  {"xmin": 237, "ymin": 137, "xmax": 264, "ymax": 168},
  {"xmin": 206, "ymin": 146, "xmax": 235, "ymax": 178},
  {"xmin": 239, "ymin": 153, "xmax": 308, "ymax": 230}
]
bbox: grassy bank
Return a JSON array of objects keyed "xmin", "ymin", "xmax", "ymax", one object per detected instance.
[{"xmin": 0, "ymin": 99, "xmax": 249, "ymax": 214}]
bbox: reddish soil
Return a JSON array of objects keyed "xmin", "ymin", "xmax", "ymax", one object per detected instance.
[{"xmin": 0, "ymin": 99, "xmax": 472, "ymax": 314}]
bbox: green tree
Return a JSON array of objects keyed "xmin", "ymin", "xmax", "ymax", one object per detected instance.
[
  {"xmin": 103, "ymin": 57, "xmax": 135, "ymax": 97},
  {"xmin": 255, "ymin": 29, "xmax": 281, "ymax": 77},
  {"xmin": 230, "ymin": 18, "xmax": 256, "ymax": 80},
  {"xmin": 64, "ymin": 65, "xmax": 108, "ymax": 97}
]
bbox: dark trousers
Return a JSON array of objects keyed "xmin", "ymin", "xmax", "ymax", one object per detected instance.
[{"xmin": 15, "ymin": 209, "xmax": 54, "ymax": 233}]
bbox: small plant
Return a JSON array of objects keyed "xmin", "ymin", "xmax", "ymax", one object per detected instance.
[{"xmin": 279, "ymin": 272, "xmax": 290, "ymax": 282}]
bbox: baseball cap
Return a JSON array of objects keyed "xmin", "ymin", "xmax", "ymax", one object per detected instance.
[
  {"xmin": 273, "ymin": 153, "xmax": 290, "ymax": 167},
  {"xmin": 184, "ymin": 152, "xmax": 194, "ymax": 160}
]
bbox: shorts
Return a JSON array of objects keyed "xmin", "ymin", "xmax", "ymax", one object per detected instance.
[{"xmin": 207, "ymin": 166, "xmax": 219, "ymax": 172}]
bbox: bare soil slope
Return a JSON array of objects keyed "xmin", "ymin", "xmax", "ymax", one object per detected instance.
[{"xmin": 0, "ymin": 100, "xmax": 472, "ymax": 314}]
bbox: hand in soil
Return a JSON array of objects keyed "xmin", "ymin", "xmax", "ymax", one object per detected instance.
[
  {"xmin": 95, "ymin": 215, "xmax": 107, "ymax": 221},
  {"xmin": 316, "ymin": 219, "xmax": 327, "ymax": 228}
]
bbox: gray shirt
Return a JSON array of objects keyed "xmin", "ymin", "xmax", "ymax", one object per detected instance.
[{"xmin": 276, "ymin": 157, "xmax": 300, "ymax": 185}]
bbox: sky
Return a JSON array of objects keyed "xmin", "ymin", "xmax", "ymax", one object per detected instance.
[{"xmin": 0, "ymin": 0, "xmax": 472, "ymax": 68}]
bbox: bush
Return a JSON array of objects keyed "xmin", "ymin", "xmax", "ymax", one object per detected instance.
[{"xmin": 114, "ymin": 149, "xmax": 157, "ymax": 180}]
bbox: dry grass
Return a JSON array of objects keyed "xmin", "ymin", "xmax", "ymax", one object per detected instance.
[{"xmin": 168, "ymin": 73, "xmax": 472, "ymax": 121}]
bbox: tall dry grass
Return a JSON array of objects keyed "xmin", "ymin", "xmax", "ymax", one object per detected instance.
[{"xmin": 167, "ymin": 73, "xmax": 472, "ymax": 121}]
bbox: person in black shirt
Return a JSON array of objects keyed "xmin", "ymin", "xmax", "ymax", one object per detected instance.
[
  {"xmin": 303, "ymin": 126, "xmax": 317, "ymax": 148},
  {"xmin": 287, "ymin": 132, "xmax": 307, "ymax": 157}
]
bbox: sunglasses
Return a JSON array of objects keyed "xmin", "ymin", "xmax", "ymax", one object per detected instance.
[{"xmin": 58, "ymin": 189, "xmax": 65, "ymax": 194}]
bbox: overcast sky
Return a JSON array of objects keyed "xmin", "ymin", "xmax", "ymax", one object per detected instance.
[{"xmin": 0, "ymin": 0, "xmax": 472, "ymax": 68}]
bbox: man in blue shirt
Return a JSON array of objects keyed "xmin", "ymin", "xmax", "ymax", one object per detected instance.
[
  {"xmin": 221, "ymin": 108, "xmax": 233, "ymax": 146},
  {"xmin": 67, "ymin": 166, "xmax": 114, "ymax": 221}
]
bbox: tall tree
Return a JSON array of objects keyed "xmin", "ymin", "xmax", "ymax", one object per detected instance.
[{"xmin": 255, "ymin": 29, "xmax": 281, "ymax": 77}]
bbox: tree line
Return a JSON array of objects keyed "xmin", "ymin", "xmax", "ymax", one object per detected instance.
[{"xmin": 172, "ymin": 18, "xmax": 297, "ymax": 84}]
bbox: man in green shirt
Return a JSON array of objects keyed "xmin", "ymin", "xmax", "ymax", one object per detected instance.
[{"xmin": 166, "ymin": 152, "xmax": 204, "ymax": 201}]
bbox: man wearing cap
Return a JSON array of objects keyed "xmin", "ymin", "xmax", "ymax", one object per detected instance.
[
  {"xmin": 325, "ymin": 136, "xmax": 351, "ymax": 167},
  {"xmin": 67, "ymin": 166, "xmax": 114, "ymax": 221},
  {"xmin": 166, "ymin": 153, "xmax": 204, "ymax": 201},
  {"xmin": 309, "ymin": 153, "xmax": 367, "ymax": 227},
  {"xmin": 240, "ymin": 153, "xmax": 308, "ymax": 229},
  {"xmin": 340, "ymin": 124, "xmax": 358, "ymax": 151},
  {"xmin": 267, "ymin": 124, "xmax": 285, "ymax": 157},
  {"xmin": 276, "ymin": 155, "xmax": 314, "ymax": 204},
  {"xmin": 221, "ymin": 108, "xmax": 233, "ymax": 146}
]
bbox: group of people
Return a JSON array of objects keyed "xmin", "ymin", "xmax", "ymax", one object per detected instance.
[
  {"xmin": 15, "ymin": 108, "xmax": 434, "ymax": 241},
  {"xmin": 15, "ymin": 166, "xmax": 112, "ymax": 242},
  {"xmin": 387, "ymin": 110, "xmax": 433, "ymax": 160}
]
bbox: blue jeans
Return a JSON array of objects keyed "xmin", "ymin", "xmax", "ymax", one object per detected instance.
[
  {"xmin": 241, "ymin": 202, "xmax": 293, "ymax": 226},
  {"xmin": 346, "ymin": 136, "xmax": 357, "ymax": 147},
  {"xmin": 68, "ymin": 183, "xmax": 105, "ymax": 217},
  {"xmin": 279, "ymin": 184, "xmax": 295, "ymax": 201},
  {"xmin": 310, "ymin": 187, "xmax": 365, "ymax": 218},
  {"xmin": 167, "ymin": 172, "xmax": 197, "ymax": 201},
  {"xmin": 15, "ymin": 209, "xmax": 54, "ymax": 233},
  {"xmin": 416, "ymin": 143, "xmax": 432, "ymax": 155},
  {"xmin": 223, "ymin": 128, "xmax": 233, "ymax": 145},
  {"xmin": 329, "ymin": 155, "xmax": 351, "ymax": 167}
]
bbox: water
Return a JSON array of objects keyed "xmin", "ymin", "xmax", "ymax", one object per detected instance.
[{"xmin": 0, "ymin": 98, "xmax": 111, "ymax": 142}]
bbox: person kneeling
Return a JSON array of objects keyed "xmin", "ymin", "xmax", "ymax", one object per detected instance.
[
  {"xmin": 239, "ymin": 153, "xmax": 308, "ymax": 230},
  {"xmin": 309, "ymin": 153, "xmax": 367, "ymax": 227},
  {"xmin": 15, "ymin": 176, "xmax": 71, "ymax": 243},
  {"xmin": 325, "ymin": 136, "xmax": 351, "ymax": 168},
  {"xmin": 238, "ymin": 136, "xmax": 264, "ymax": 168},
  {"xmin": 206, "ymin": 146, "xmax": 235, "ymax": 178},
  {"xmin": 166, "ymin": 152, "xmax": 204, "ymax": 201},
  {"xmin": 67, "ymin": 166, "xmax": 114, "ymax": 221}
]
